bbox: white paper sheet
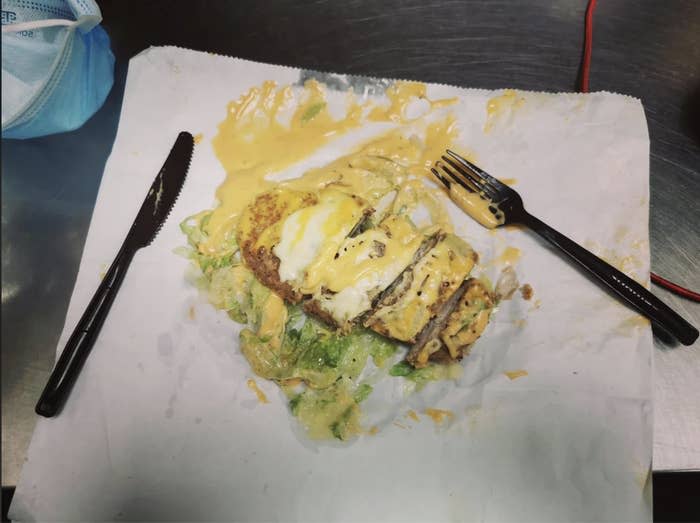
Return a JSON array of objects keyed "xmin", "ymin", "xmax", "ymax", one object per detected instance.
[{"xmin": 10, "ymin": 46, "xmax": 653, "ymax": 522}]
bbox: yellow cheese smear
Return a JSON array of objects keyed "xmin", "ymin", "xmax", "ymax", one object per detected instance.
[
  {"xmin": 193, "ymin": 79, "xmax": 480, "ymax": 440},
  {"xmin": 203, "ymin": 80, "xmax": 458, "ymax": 255},
  {"xmin": 246, "ymin": 379, "xmax": 269, "ymax": 404},
  {"xmin": 423, "ymin": 408, "xmax": 454, "ymax": 426},
  {"xmin": 504, "ymin": 369, "xmax": 528, "ymax": 381},
  {"xmin": 448, "ymin": 182, "xmax": 504, "ymax": 229}
]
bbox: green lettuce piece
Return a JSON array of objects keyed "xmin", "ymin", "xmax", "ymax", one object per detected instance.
[
  {"xmin": 288, "ymin": 378, "xmax": 364, "ymax": 441},
  {"xmin": 367, "ymin": 332, "xmax": 398, "ymax": 367},
  {"xmin": 330, "ymin": 406, "xmax": 355, "ymax": 440},
  {"xmin": 180, "ymin": 212, "xmax": 239, "ymax": 278},
  {"xmin": 389, "ymin": 361, "xmax": 460, "ymax": 390},
  {"xmin": 389, "ymin": 361, "xmax": 413, "ymax": 377},
  {"xmin": 301, "ymin": 102, "xmax": 326, "ymax": 122},
  {"xmin": 353, "ymin": 383, "xmax": 373, "ymax": 404},
  {"xmin": 180, "ymin": 213, "xmax": 209, "ymax": 247}
]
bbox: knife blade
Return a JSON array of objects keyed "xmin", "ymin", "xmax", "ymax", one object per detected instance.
[{"xmin": 35, "ymin": 131, "xmax": 194, "ymax": 418}]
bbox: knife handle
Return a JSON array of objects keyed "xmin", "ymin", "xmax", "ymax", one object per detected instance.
[
  {"xmin": 523, "ymin": 212, "xmax": 699, "ymax": 345},
  {"xmin": 36, "ymin": 243, "xmax": 137, "ymax": 417}
]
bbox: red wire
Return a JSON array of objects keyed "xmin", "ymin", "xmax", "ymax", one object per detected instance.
[
  {"xmin": 578, "ymin": 0, "xmax": 699, "ymax": 302},
  {"xmin": 650, "ymin": 273, "xmax": 700, "ymax": 303},
  {"xmin": 580, "ymin": 0, "xmax": 596, "ymax": 93}
]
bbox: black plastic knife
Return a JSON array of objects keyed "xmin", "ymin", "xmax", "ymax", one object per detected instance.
[{"xmin": 35, "ymin": 131, "xmax": 194, "ymax": 418}]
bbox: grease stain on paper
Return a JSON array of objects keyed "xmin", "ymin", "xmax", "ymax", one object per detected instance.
[
  {"xmin": 484, "ymin": 89, "xmax": 526, "ymax": 133},
  {"xmin": 494, "ymin": 246, "xmax": 521, "ymax": 266},
  {"xmin": 615, "ymin": 315, "xmax": 651, "ymax": 336},
  {"xmin": 424, "ymin": 408, "xmax": 454, "ymax": 426}
]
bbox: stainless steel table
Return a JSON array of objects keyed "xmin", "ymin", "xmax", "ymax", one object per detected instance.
[{"xmin": 2, "ymin": 0, "xmax": 699, "ymax": 491}]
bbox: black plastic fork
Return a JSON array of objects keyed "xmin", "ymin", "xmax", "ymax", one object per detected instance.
[{"xmin": 432, "ymin": 149, "xmax": 698, "ymax": 346}]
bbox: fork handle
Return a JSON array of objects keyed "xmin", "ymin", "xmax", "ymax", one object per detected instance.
[{"xmin": 522, "ymin": 212, "xmax": 698, "ymax": 345}]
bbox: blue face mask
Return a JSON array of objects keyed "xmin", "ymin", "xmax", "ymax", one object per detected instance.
[{"xmin": 1, "ymin": 0, "xmax": 114, "ymax": 139}]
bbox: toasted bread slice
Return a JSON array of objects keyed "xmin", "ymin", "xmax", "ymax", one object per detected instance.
[
  {"xmin": 438, "ymin": 278, "xmax": 495, "ymax": 360},
  {"xmin": 364, "ymin": 233, "xmax": 477, "ymax": 343},
  {"xmin": 406, "ymin": 278, "xmax": 495, "ymax": 367},
  {"xmin": 405, "ymin": 279, "xmax": 470, "ymax": 368}
]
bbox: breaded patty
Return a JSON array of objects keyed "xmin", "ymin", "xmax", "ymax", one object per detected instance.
[
  {"xmin": 365, "ymin": 233, "xmax": 476, "ymax": 343},
  {"xmin": 238, "ymin": 189, "xmax": 317, "ymax": 303},
  {"xmin": 238, "ymin": 186, "xmax": 494, "ymax": 368}
]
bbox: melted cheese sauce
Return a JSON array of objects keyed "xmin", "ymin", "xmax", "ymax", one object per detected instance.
[
  {"xmin": 367, "ymin": 234, "xmax": 475, "ymax": 341},
  {"xmin": 314, "ymin": 215, "xmax": 425, "ymax": 324},
  {"xmin": 504, "ymin": 369, "xmax": 528, "ymax": 380},
  {"xmin": 205, "ymin": 80, "xmax": 362, "ymax": 253},
  {"xmin": 368, "ymin": 81, "xmax": 457, "ymax": 122},
  {"xmin": 495, "ymin": 246, "xmax": 522, "ymax": 266},
  {"xmin": 257, "ymin": 292, "xmax": 287, "ymax": 349},
  {"xmin": 246, "ymin": 379, "xmax": 269, "ymax": 403},
  {"xmin": 448, "ymin": 182, "xmax": 504, "ymax": 229},
  {"xmin": 274, "ymin": 189, "xmax": 366, "ymax": 284},
  {"xmin": 203, "ymin": 80, "xmax": 459, "ymax": 255}
]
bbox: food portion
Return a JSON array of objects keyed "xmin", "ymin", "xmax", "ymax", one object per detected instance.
[
  {"xmin": 181, "ymin": 79, "xmax": 501, "ymax": 440},
  {"xmin": 241, "ymin": 185, "xmax": 486, "ymax": 350},
  {"xmin": 366, "ymin": 233, "xmax": 477, "ymax": 344}
]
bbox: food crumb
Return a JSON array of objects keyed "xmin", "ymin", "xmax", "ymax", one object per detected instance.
[
  {"xmin": 504, "ymin": 369, "xmax": 528, "ymax": 380},
  {"xmin": 393, "ymin": 421, "xmax": 408, "ymax": 430},
  {"xmin": 193, "ymin": 133, "xmax": 204, "ymax": 144},
  {"xmin": 406, "ymin": 410, "xmax": 420, "ymax": 422},
  {"xmin": 423, "ymin": 408, "xmax": 454, "ymax": 426},
  {"xmin": 495, "ymin": 265, "xmax": 519, "ymax": 300},
  {"xmin": 188, "ymin": 305, "xmax": 196, "ymax": 320},
  {"xmin": 520, "ymin": 284, "xmax": 533, "ymax": 300},
  {"xmin": 247, "ymin": 378, "xmax": 269, "ymax": 404},
  {"xmin": 367, "ymin": 426, "xmax": 379, "ymax": 436},
  {"xmin": 513, "ymin": 319, "xmax": 526, "ymax": 328}
]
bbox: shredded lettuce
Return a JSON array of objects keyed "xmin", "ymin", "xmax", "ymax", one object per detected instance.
[
  {"xmin": 179, "ymin": 213, "xmax": 239, "ymax": 280},
  {"xmin": 352, "ymin": 383, "xmax": 373, "ymax": 404},
  {"xmin": 179, "ymin": 210, "xmax": 405, "ymax": 440},
  {"xmin": 301, "ymin": 102, "xmax": 326, "ymax": 123},
  {"xmin": 389, "ymin": 361, "xmax": 462, "ymax": 390},
  {"xmin": 288, "ymin": 378, "xmax": 363, "ymax": 440}
]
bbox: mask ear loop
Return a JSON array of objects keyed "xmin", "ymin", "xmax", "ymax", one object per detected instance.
[{"xmin": 2, "ymin": 18, "xmax": 77, "ymax": 33}]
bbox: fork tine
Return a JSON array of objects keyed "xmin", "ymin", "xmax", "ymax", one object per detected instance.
[
  {"xmin": 430, "ymin": 167, "xmax": 451, "ymax": 189},
  {"xmin": 445, "ymin": 149, "xmax": 499, "ymax": 186},
  {"xmin": 436, "ymin": 161, "xmax": 482, "ymax": 195},
  {"xmin": 440, "ymin": 155, "xmax": 497, "ymax": 200},
  {"xmin": 440, "ymin": 156, "xmax": 487, "ymax": 190}
]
